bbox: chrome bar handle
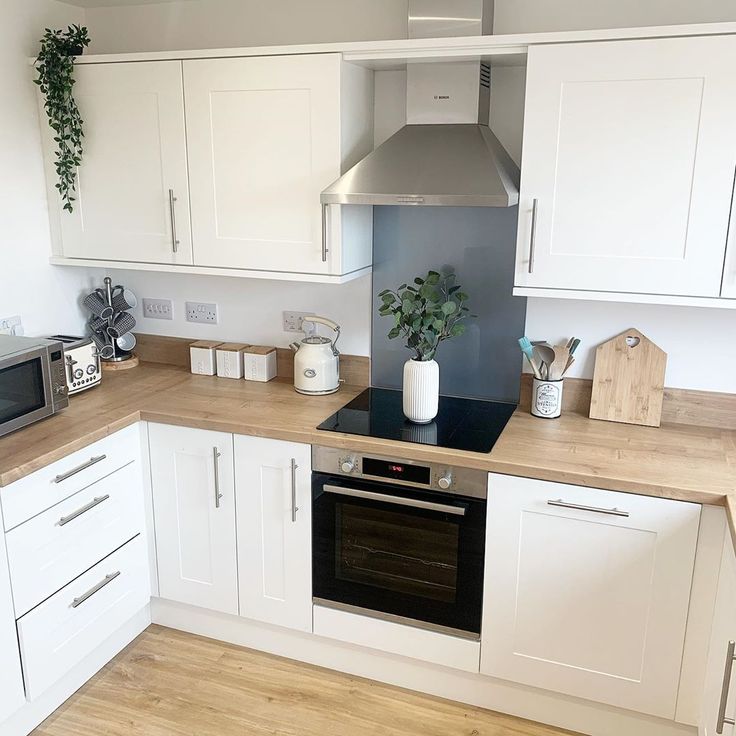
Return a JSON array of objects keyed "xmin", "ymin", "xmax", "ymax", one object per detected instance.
[
  {"xmin": 169, "ymin": 188, "xmax": 180, "ymax": 254},
  {"xmin": 323, "ymin": 484, "xmax": 466, "ymax": 516},
  {"xmin": 528, "ymin": 198, "xmax": 538, "ymax": 274},
  {"xmin": 290, "ymin": 458, "xmax": 299, "ymax": 523},
  {"xmin": 213, "ymin": 447, "xmax": 223, "ymax": 509},
  {"xmin": 547, "ymin": 499, "xmax": 629, "ymax": 517},
  {"xmin": 717, "ymin": 640, "xmax": 736, "ymax": 733},
  {"xmin": 321, "ymin": 203, "xmax": 328, "ymax": 262},
  {"xmin": 53, "ymin": 455, "xmax": 106, "ymax": 484},
  {"xmin": 59, "ymin": 494, "xmax": 110, "ymax": 526},
  {"xmin": 71, "ymin": 571, "xmax": 120, "ymax": 609}
]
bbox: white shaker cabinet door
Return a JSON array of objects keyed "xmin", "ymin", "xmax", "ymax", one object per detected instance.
[
  {"xmin": 515, "ymin": 36, "xmax": 736, "ymax": 297},
  {"xmin": 54, "ymin": 61, "xmax": 192, "ymax": 264},
  {"xmin": 149, "ymin": 424, "xmax": 237, "ymax": 614},
  {"xmin": 183, "ymin": 54, "xmax": 341, "ymax": 274},
  {"xmin": 235, "ymin": 436, "xmax": 312, "ymax": 632},
  {"xmin": 700, "ymin": 534, "xmax": 736, "ymax": 735},
  {"xmin": 0, "ymin": 509, "xmax": 25, "ymax": 723},
  {"xmin": 481, "ymin": 473, "xmax": 701, "ymax": 719},
  {"xmin": 722, "ymin": 202, "xmax": 736, "ymax": 298}
]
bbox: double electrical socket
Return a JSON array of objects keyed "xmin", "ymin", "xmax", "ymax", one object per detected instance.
[
  {"xmin": 185, "ymin": 301, "xmax": 218, "ymax": 324},
  {"xmin": 0, "ymin": 315, "xmax": 23, "ymax": 336}
]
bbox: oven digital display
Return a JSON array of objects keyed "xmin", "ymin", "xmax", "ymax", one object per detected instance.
[{"xmin": 362, "ymin": 457, "xmax": 431, "ymax": 485}]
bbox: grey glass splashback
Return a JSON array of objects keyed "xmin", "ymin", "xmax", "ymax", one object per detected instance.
[{"xmin": 371, "ymin": 206, "xmax": 527, "ymax": 403}]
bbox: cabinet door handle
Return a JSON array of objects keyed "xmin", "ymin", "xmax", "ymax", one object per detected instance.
[
  {"xmin": 71, "ymin": 571, "xmax": 121, "ymax": 609},
  {"xmin": 213, "ymin": 447, "xmax": 223, "ymax": 509},
  {"xmin": 718, "ymin": 640, "xmax": 736, "ymax": 733},
  {"xmin": 169, "ymin": 188, "xmax": 180, "ymax": 254},
  {"xmin": 59, "ymin": 494, "xmax": 110, "ymax": 526},
  {"xmin": 547, "ymin": 499, "xmax": 629, "ymax": 517},
  {"xmin": 321, "ymin": 203, "xmax": 329, "ymax": 262},
  {"xmin": 53, "ymin": 454, "xmax": 107, "ymax": 484},
  {"xmin": 527, "ymin": 198, "xmax": 538, "ymax": 274},
  {"xmin": 291, "ymin": 458, "xmax": 299, "ymax": 522}
]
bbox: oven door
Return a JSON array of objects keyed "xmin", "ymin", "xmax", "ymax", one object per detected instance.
[
  {"xmin": 312, "ymin": 472, "xmax": 486, "ymax": 637},
  {"xmin": 0, "ymin": 347, "xmax": 53, "ymax": 438}
]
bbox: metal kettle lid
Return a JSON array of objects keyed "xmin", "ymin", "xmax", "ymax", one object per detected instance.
[{"xmin": 302, "ymin": 335, "xmax": 332, "ymax": 345}]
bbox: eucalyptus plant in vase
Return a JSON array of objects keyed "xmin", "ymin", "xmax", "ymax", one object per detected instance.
[{"xmin": 378, "ymin": 270, "xmax": 472, "ymax": 423}]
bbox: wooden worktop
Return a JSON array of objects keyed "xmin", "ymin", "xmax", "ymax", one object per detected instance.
[{"xmin": 0, "ymin": 362, "xmax": 734, "ymax": 518}]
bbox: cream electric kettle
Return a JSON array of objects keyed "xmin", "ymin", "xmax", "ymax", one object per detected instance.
[{"xmin": 291, "ymin": 316, "xmax": 341, "ymax": 395}]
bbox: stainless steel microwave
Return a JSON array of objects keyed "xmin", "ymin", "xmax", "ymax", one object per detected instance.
[{"xmin": 0, "ymin": 335, "xmax": 68, "ymax": 439}]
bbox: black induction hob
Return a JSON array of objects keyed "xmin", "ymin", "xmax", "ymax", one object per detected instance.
[{"xmin": 317, "ymin": 387, "xmax": 516, "ymax": 454}]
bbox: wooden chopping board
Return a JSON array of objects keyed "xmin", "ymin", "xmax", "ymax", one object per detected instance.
[{"xmin": 589, "ymin": 329, "xmax": 667, "ymax": 427}]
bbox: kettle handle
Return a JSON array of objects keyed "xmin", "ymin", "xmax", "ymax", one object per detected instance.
[
  {"xmin": 302, "ymin": 315, "xmax": 340, "ymax": 353},
  {"xmin": 303, "ymin": 316, "xmax": 340, "ymax": 334}
]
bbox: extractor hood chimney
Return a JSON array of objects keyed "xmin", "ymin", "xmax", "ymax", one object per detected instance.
[{"xmin": 321, "ymin": 0, "xmax": 519, "ymax": 207}]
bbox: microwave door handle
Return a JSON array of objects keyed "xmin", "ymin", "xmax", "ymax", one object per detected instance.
[{"xmin": 322, "ymin": 484, "xmax": 466, "ymax": 516}]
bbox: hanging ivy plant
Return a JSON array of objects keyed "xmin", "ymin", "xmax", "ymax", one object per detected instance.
[{"xmin": 34, "ymin": 25, "xmax": 91, "ymax": 213}]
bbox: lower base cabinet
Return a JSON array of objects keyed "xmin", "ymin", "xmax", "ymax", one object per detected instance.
[
  {"xmin": 481, "ymin": 473, "xmax": 701, "ymax": 719},
  {"xmin": 235, "ymin": 436, "xmax": 312, "ymax": 632},
  {"xmin": 700, "ymin": 533, "xmax": 736, "ymax": 735},
  {"xmin": 149, "ymin": 424, "xmax": 238, "ymax": 615},
  {"xmin": 0, "ymin": 507, "xmax": 24, "ymax": 723}
]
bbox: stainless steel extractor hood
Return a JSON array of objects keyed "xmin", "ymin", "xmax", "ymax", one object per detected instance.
[{"xmin": 321, "ymin": 0, "xmax": 519, "ymax": 208}]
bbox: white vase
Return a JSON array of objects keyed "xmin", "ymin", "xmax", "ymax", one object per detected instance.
[{"xmin": 402, "ymin": 358, "xmax": 439, "ymax": 424}]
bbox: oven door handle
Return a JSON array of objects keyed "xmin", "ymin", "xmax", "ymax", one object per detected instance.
[{"xmin": 322, "ymin": 484, "xmax": 466, "ymax": 516}]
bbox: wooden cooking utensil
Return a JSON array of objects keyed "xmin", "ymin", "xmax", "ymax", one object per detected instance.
[{"xmin": 589, "ymin": 328, "xmax": 667, "ymax": 427}]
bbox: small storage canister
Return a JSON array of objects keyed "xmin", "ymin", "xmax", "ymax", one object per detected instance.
[
  {"xmin": 190, "ymin": 340, "xmax": 222, "ymax": 376},
  {"xmin": 244, "ymin": 345, "xmax": 278, "ymax": 382},
  {"xmin": 216, "ymin": 343, "xmax": 249, "ymax": 379}
]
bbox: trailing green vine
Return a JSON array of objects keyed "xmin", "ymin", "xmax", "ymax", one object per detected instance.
[{"xmin": 35, "ymin": 25, "xmax": 90, "ymax": 213}]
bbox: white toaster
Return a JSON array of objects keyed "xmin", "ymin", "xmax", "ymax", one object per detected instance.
[{"xmin": 47, "ymin": 335, "xmax": 102, "ymax": 394}]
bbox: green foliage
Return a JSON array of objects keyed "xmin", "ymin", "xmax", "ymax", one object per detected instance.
[
  {"xmin": 35, "ymin": 25, "xmax": 91, "ymax": 213},
  {"xmin": 378, "ymin": 270, "xmax": 473, "ymax": 361}
]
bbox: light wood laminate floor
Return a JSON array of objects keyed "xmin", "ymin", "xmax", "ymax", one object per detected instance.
[{"xmin": 32, "ymin": 625, "xmax": 578, "ymax": 736}]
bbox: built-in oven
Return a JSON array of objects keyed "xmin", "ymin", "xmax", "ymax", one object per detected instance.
[
  {"xmin": 312, "ymin": 446, "xmax": 487, "ymax": 639},
  {"xmin": 0, "ymin": 335, "xmax": 68, "ymax": 439}
]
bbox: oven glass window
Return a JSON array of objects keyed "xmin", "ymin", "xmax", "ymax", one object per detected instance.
[
  {"xmin": 336, "ymin": 503, "xmax": 459, "ymax": 603},
  {"xmin": 0, "ymin": 358, "xmax": 45, "ymax": 424}
]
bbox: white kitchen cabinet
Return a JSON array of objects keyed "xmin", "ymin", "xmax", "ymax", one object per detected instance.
[
  {"xmin": 0, "ymin": 509, "xmax": 25, "ymax": 723},
  {"xmin": 46, "ymin": 61, "xmax": 192, "ymax": 265},
  {"xmin": 481, "ymin": 473, "xmax": 701, "ymax": 719},
  {"xmin": 183, "ymin": 54, "xmax": 373, "ymax": 277},
  {"xmin": 722, "ymin": 210, "xmax": 736, "ymax": 298},
  {"xmin": 235, "ymin": 436, "xmax": 312, "ymax": 632},
  {"xmin": 149, "ymin": 424, "xmax": 238, "ymax": 615},
  {"xmin": 514, "ymin": 36, "xmax": 736, "ymax": 299},
  {"xmin": 700, "ymin": 534, "xmax": 736, "ymax": 735}
]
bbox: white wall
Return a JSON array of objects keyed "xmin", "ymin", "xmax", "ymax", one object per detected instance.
[
  {"xmin": 493, "ymin": 0, "xmax": 736, "ymax": 34},
  {"xmin": 85, "ymin": 0, "xmax": 408, "ymax": 54},
  {"xmin": 104, "ymin": 269, "xmax": 371, "ymax": 356},
  {"xmin": 0, "ymin": 0, "xmax": 94, "ymax": 338}
]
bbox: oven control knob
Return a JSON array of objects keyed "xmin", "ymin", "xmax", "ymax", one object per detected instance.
[
  {"xmin": 437, "ymin": 471, "xmax": 453, "ymax": 490},
  {"xmin": 340, "ymin": 457, "xmax": 357, "ymax": 474}
]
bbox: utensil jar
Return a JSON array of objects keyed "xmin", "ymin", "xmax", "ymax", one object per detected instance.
[{"xmin": 531, "ymin": 377, "xmax": 564, "ymax": 419}]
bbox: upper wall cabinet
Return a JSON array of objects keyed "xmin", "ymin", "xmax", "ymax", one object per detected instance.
[
  {"xmin": 43, "ymin": 54, "xmax": 373, "ymax": 282},
  {"xmin": 514, "ymin": 36, "xmax": 736, "ymax": 303},
  {"xmin": 47, "ymin": 61, "xmax": 193, "ymax": 266},
  {"xmin": 183, "ymin": 54, "xmax": 373, "ymax": 278},
  {"xmin": 722, "ymin": 211, "xmax": 736, "ymax": 299}
]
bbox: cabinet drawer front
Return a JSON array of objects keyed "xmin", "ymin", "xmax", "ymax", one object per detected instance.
[
  {"xmin": 1, "ymin": 424, "xmax": 140, "ymax": 531},
  {"xmin": 6, "ymin": 461, "xmax": 145, "ymax": 617},
  {"xmin": 17, "ymin": 534, "xmax": 149, "ymax": 700}
]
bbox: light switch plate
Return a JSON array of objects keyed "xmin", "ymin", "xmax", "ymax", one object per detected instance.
[{"xmin": 142, "ymin": 298, "xmax": 173, "ymax": 320}]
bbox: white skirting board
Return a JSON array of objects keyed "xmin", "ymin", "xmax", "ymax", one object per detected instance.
[
  {"xmin": 151, "ymin": 598, "xmax": 696, "ymax": 736},
  {"xmin": 1, "ymin": 605, "xmax": 151, "ymax": 736}
]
